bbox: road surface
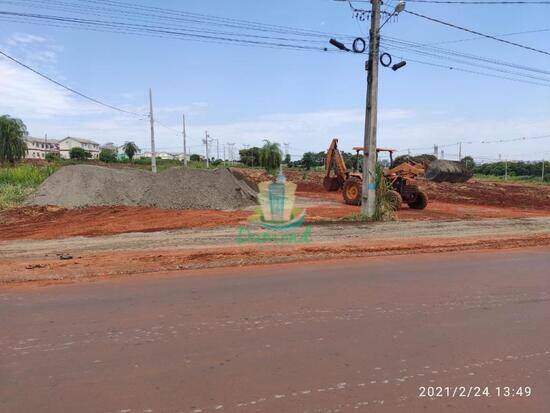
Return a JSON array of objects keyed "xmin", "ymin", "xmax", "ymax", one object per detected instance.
[{"xmin": 1, "ymin": 248, "xmax": 549, "ymax": 412}]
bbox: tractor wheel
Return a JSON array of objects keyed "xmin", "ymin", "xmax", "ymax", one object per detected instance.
[
  {"xmin": 408, "ymin": 190, "xmax": 428, "ymax": 210},
  {"xmin": 388, "ymin": 190, "xmax": 402, "ymax": 211},
  {"xmin": 323, "ymin": 176, "xmax": 343, "ymax": 192},
  {"xmin": 343, "ymin": 177, "xmax": 362, "ymax": 205}
]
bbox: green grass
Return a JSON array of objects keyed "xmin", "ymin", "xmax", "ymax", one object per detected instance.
[
  {"xmin": 0, "ymin": 164, "xmax": 58, "ymax": 209},
  {"xmin": 0, "ymin": 183, "xmax": 35, "ymax": 209},
  {"xmin": 0, "ymin": 163, "xmax": 57, "ymax": 186},
  {"xmin": 473, "ymin": 174, "xmax": 550, "ymax": 185}
]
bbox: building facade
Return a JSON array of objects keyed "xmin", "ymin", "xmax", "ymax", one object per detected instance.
[
  {"xmin": 24, "ymin": 136, "xmax": 60, "ymax": 160},
  {"xmin": 58, "ymin": 137, "xmax": 100, "ymax": 159}
]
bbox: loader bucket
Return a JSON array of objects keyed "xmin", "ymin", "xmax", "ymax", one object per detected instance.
[{"xmin": 425, "ymin": 160, "xmax": 473, "ymax": 183}]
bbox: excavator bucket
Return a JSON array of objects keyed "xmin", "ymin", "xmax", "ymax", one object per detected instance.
[{"xmin": 425, "ymin": 160, "xmax": 473, "ymax": 183}]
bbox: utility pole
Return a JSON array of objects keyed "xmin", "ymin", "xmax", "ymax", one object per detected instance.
[
  {"xmin": 216, "ymin": 138, "xmax": 220, "ymax": 160},
  {"xmin": 458, "ymin": 142, "xmax": 462, "ymax": 160},
  {"xmin": 182, "ymin": 114, "xmax": 187, "ymax": 166},
  {"xmin": 441, "ymin": 150, "xmax": 445, "ymax": 160},
  {"xmin": 542, "ymin": 159, "xmax": 545, "ymax": 182},
  {"xmin": 505, "ymin": 159, "xmax": 508, "ymax": 180},
  {"xmin": 362, "ymin": 0, "xmax": 381, "ymax": 218},
  {"xmin": 149, "ymin": 88, "xmax": 157, "ymax": 173},
  {"xmin": 204, "ymin": 131, "xmax": 210, "ymax": 168},
  {"xmin": 227, "ymin": 143, "xmax": 235, "ymax": 164},
  {"xmin": 434, "ymin": 144, "xmax": 438, "ymax": 159}
]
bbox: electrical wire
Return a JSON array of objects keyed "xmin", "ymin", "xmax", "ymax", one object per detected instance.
[
  {"xmin": 406, "ymin": 0, "xmax": 550, "ymax": 4},
  {"xmin": 0, "ymin": 48, "xmax": 146, "ymax": 117},
  {"xmin": 404, "ymin": 10, "xmax": 550, "ymax": 56},
  {"xmin": 339, "ymin": 0, "xmax": 550, "ymax": 3}
]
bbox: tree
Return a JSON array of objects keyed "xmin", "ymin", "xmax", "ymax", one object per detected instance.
[
  {"xmin": 239, "ymin": 147, "xmax": 261, "ymax": 167},
  {"xmin": 284, "ymin": 154, "xmax": 291, "ymax": 164},
  {"xmin": 300, "ymin": 151, "xmax": 325, "ymax": 170},
  {"xmin": 461, "ymin": 156, "xmax": 475, "ymax": 171},
  {"xmin": 301, "ymin": 152, "xmax": 315, "ymax": 170},
  {"xmin": 190, "ymin": 153, "xmax": 202, "ymax": 162},
  {"xmin": 70, "ymin": 147, "xmax": 92, "ymax": 160},
  {"xmin": 0, "ymin": 115, "xmax": 28, "ymax": 164},
  {"xmin": 122, "ymin": 141, "xmax": 139, "ymax": 161},
  {"xmin": 259, "ymin": 140, "xmax": 282, "ymax": 174},
  {"xmin": 99, "ymin": 148, "xmax": 117, "ymax": 163}
]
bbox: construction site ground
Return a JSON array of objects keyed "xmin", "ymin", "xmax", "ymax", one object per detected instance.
[{"xmin": 1, "ymin": 168, "xmax": 549, "ymax": 285}]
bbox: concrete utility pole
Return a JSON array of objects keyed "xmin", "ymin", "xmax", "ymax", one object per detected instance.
[
  {"xmin": 441, "ymin": 150, "xmax": 445, "ymax": 160},
  {"xmin": 458, "ymin": 142, "xmax": 462, "ymax": 160},
  {"xmin": 204, "ymin": 131, "xmax": 210, "ymax": 168},
  {"xmin": 434, "ymin": 145, "xmax": 438, "ymax": 159},
  {"xmin": 362, "ymin": 0, "xmax": 382, "ymax": 218},
  {"xmin": 149, "ymin": 88, "xmax": 157, "ymax": 173},
  {"xmin": 216, "ymin": 139, "xmax": 220, "ymax": 160},
  {"xmin": 182, "ymin": 114, "xmax": 187, "ymax": 167}
]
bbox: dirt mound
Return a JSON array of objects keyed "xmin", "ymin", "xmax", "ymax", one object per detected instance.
[
  {"xmin": 27, "ymin": 165, "xmax": 257, "ymax": 210},
  {"xmin": 425, "ymin": 160, "xmax": 473, "ymax": 183},
  {"xmin": 232, "ymin": 167, "xmax": 326, "ymax": 192},
  {"xmin": 420, "ymin": 179, "xmax": 550, "ymax": 210}
]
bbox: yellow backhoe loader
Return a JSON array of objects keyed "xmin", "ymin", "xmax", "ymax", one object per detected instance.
[{"xmin": 324, "ymin": 138, "xmax": 428, "ymax": 209}]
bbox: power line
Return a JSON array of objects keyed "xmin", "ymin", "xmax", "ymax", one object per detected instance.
[
  {"xmin": 0, "ymin": 0, "xmax": 356, "ymax": 41},
  {"xmin": 407, "ymin": 0, "xmax": 550, "ymax": 3},
  {"xmin": 0, "ymin": 11, "xmax": 334, "ymax": 52},
  {"xmin": 389, "ymin": 53, "xmax": 550, "ymax": 87},
  {"xmin": 0, "ymin": 48, "xmax": 146, "ymax": 117},
  {"xmin": 423, "ymin": 27, "xmax": 550, "ymax": 46},
  {"xmin": 404, "ymin": 10, "xmax": 550, "ymax": 56},
  {"xmin": 342, "ymin": 0, "xmax": 550, "ymax": 3}
]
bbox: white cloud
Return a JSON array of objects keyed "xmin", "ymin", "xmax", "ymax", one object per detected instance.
[
  {"xmin": 6, "ymin": 33, "xmax": 46, "ymax": 45},
  {"xmin": 1, "ymin": 32, "xmax": 548, "ymax": 161}
]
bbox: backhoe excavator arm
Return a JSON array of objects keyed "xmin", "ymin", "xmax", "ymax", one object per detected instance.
[{"xmin": 323, "ymin": 138, "xmax": 349, "ymax": 191}]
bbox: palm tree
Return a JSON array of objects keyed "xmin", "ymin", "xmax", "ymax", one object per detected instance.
[
  {"xmin": 259, "ymin": 140, "xmax": 282, "ymax": 174},
  {"xmin": 122, "ymin": 141, "xmax": 139, "ymax": 161},
  {"xmin": 0, "ymin": 115, "xmax": 28, "ymax": 164}
]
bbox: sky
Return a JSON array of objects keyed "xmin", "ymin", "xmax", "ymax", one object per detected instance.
[{"xmin": 0, "ymin": 0, "xmax": 549, "ymax": 162}]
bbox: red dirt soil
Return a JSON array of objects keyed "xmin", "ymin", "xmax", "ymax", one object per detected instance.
[
  {"xmin": 1, "ymin": 168, "xmax": 548, "ymax": 241},
  {"xmin": 3, "ymin": 234, "xmax": 550, "ymax": 286},
  {"xmin": 237, "ymin": 168, "xmax": 550, "ymax": 210},
  {"xmin": 0, "ymin": 206, "xmax": 250, "ymax": 241}
]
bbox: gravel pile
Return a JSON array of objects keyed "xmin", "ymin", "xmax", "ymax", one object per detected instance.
[{"xmin": 27, "ymin": 165, "xmax": 258, "ymax": 210}]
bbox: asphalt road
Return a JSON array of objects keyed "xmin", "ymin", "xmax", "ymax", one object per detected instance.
[{"xmin": 1, "ymin": 247, "xmax": 549, "ymax": 413}]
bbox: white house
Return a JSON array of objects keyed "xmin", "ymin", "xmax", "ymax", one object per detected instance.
[
  {"xmin": 24, "ymin": 136, "xmax": 59, "ymax": 160},
  {"xmin": 58, "ymin": 137, "xmax": 100, "ymax": 159}
]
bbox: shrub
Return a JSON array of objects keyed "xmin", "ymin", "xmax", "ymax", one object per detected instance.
[
  {"xmin": 45, "ymin": 152, "xmax": 60, "ymax": 162},
  {"xmin": 70, "ymin": 147, "xmax": 92, "ymax": 160},
  {"xmin": 99, "ymin": 148, "xmax": 117, "ymax": 163}
]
